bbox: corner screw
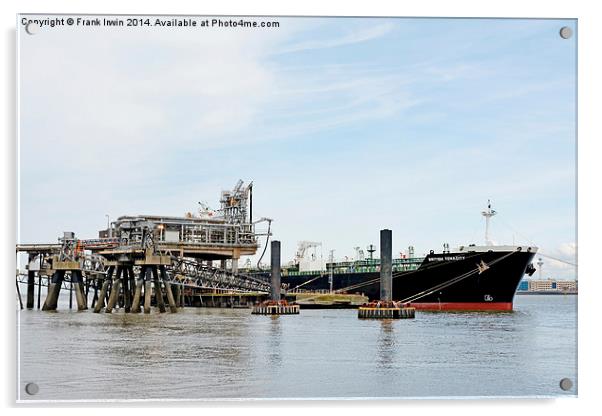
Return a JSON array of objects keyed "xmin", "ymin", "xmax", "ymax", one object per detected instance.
[
  {"xmin": 559, "ymin": 378, "xmax": 573, "ymax": 391},
  {"xmin": 559, "ymin": 26, "xmax": 573, "ymax": 39},
  {"xmin": 25, "ymin": 22, "xmax": 39, "ymax": 35},
  {"xmin": 25, "ymin": 382, "xmax": 39, "ymax": 395}
]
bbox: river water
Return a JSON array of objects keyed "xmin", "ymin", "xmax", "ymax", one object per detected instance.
[{"xmin": 17, "ymin": 294, "xmax": 577, "ymax": 401}]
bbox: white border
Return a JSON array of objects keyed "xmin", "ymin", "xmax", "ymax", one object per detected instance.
[{"xmin": 3, "ymin": 0, "xmax": 600, "ymax": 414}]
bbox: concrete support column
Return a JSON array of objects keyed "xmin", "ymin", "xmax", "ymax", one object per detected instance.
[
  {"xmin": 270, "ymin": 240, "xmax": 281, "ymax": 301},
  {"xmin": 42, "ymin": 270, "xmax": 65, "ymax": 311},
  {"xmin": 129, "ymin": 268, "xmax": 136, "ymax": 309},
  {"xmin": 380, "ymin": 229, "xmax": 392, "ymax": 301},
  {"xmin": 91, "ymin": 277, "xmax": 99, "ymax": 309},
  {"xmin": 123, "ymin": 267, "xmax": 131, "ymax": 313},
  {"xmin": 160, "ymin": 265, "xmax": 177, "ymax": 313},
  {"xmin": 85, "ymin": 277, "xmax": 90, "ymax": 300},
  {"xmin": 144, "ymin": 267, "xmax": 152, "ymax": 314},
  {"xmin": 131, "ymin": 266, "xmax": 144, "ymax": 313},
  {"xmin": 152, "ymin": 266, "xmax": 166, "ymax": 313},
  {"xmin": 105, "ymin": 267, "xmax": 122, "ymax": 313},
  {"xmin": 93, "ymin": 266, "xmax": 113, "ymax": 313},
  {"xmin": 72, "ymin": 270, "xmax": 87, "ymax": 311},
  {"xmin": 175, "ymin": 284, "xmax": 181, "ymax": 308}
]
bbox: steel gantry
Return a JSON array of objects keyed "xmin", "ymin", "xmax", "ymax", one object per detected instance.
[{"xmin": 15, "ymin": 180, "xmax": 274, "ymax": 312}]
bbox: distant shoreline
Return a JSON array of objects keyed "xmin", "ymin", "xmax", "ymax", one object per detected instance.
[{"xmin": 516, "ymin": 291, "xmax": 577, "ymax": 295}]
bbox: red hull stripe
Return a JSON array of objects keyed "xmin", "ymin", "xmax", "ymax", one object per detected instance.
[{"xmin": 409, "ymin": 302, "xmax": 513, "ymax": 311}]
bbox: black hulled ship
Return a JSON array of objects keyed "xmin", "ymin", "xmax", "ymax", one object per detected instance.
[{"xmin": 249, "ymin": 202, "xmax": 537, "ymax": 311}]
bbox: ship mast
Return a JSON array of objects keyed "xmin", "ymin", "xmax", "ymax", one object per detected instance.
[{"xmin": 481, "ymin": 200, "xmax": 497, "ymax": 246}]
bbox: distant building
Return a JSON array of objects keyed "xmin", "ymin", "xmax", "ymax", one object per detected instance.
[
  {"xmin": 556, "ymin": 280, "xmax": 578, "ymax": 292},
  {"xmin": 517, "ymin": 278, "xmax": 577, "ymax": 293},
  {"xmin": 529, "ymin": 279, "xmax": 556, "ymax": 291}
]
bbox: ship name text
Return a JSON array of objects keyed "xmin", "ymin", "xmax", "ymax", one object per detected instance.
[{"xmin": 428, "ymin": 256, "xmax": 466, "ymax": 262}]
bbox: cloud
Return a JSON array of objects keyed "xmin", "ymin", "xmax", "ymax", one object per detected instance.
[
  {"xmin": 18, "ymin": 24, "xmax": 293, "ymax": 243},
  {"xmin": 17, "ymin": 20, "xmax": 416, "ymax": 244},
  {"xmin": 557, "ymin": 242, "xmax": 577, "ymax": 258},
  {"xmin": 276, "ymin": 22, "xmax": 394, "ymax": 54},
  {"xmin": 532, "ymin": 243, "xmax": 577, "ymax": 280}
]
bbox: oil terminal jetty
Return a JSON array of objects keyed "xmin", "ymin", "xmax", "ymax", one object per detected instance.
[{"xmin": 15, "ymin": 181, "xmax": 365, "ymax": 312}]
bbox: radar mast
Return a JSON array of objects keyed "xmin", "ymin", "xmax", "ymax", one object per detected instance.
[{"xmin": 481, "ymin": 200, "xmax": 497, "ymax": 246}]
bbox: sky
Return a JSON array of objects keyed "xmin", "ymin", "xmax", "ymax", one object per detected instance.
[{"xmin": 18, "ymin": 16, "xmax": 577, "ymax": 279}]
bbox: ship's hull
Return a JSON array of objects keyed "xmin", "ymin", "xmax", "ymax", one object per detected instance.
[{"xmin": 278, "ymin": 249, "xmax": 536, "ymax": 311}]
